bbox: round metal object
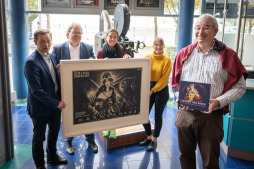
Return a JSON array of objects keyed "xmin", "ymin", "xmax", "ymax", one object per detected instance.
[{"xmin": 114, "ymin": 4, "xmax": 130, "ymax": 39}]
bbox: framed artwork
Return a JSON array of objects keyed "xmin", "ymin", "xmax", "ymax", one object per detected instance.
[
  {"xmin": 105, "ymin": 0, "xmax": 129, "ymax": 8},
  {"xmin": 75, "ymin": 0, "xmax": 99, "ymax": 7},
  {"xmin": 43, "ymin": 0, "xmax": 70, "ymax": 7},
  {"xmin": 136, "ymin": 0, "xmax": 159, "ymax": 8},
  {"xmin": 61, "ymin": 58, "xmax": 151, "ymax": 138}
]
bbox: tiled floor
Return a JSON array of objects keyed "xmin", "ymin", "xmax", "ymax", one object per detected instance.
[{"xmin": 1, "ymin": 102, "xmax": 254, "ymax": 169}]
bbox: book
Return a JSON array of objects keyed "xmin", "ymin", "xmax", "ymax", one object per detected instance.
[{"xmin": 178, "ymin": 81, "xmax": 211, "ymax": 111}]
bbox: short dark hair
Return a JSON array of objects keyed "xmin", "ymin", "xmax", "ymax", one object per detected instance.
[
  {"xmin": 102, "ymin": 72, "xmax": 113, "ymax": 84},
  {"xmin": 34, "ymin": 29, "xmax": 52, "ymax": 41}
]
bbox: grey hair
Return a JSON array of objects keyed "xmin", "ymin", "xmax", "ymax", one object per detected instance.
[{"xmin": 195, "ymin": 14, "xmax": 218, "ymax": 29}]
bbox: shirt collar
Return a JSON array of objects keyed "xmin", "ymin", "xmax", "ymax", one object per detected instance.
[
  {"xmin": 196, "ymin": 41, "xmax": 215, "ymax": 54},
  {"xmin": 37, "ymin": 50, "xmax": 50, "ymax": 58},
  {"xmin": 69, "ymin": 43, "xmax": 80, "ymax": 50}
]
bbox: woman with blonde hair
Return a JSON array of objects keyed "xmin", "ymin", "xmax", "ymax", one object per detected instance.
[{"xmin": 139, "ymin": 37, "xmax": 172, "ymax": 151}]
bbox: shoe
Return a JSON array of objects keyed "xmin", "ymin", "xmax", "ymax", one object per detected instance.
[
  {"xmin": 36, "ymin": 166, "xmax": 46, "ymax": 169},
  {"xmin": 139, "ymin": 138, "xmax": 152, "ymax": 146},
  {"xmin": 147, "ymin": 141, "xmax": 157, "ymax": 151},
  {"xmin": 103, "ymin": 131, "xmax": 110, "ymax": 137},
  {"xmin": 89, "ymin": 140, "xmax": 98, "ymax": 153},
  {"xmin": 47, "ymin": 154, "xmax": 68, "ymax": 164},
  {"xmin": 109, "ymin": 129, "xmax": 116, "ymax": 139},
  {"xmin": 66, "ymin": 141, "xmax": 75, "ymax": 155}
]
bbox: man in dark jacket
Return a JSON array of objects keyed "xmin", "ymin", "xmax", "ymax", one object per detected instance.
[
  {"xmin": 52, "ymin": 23, "xmax": 98, "ymax": 155},
  {"xmin": 24, "ymin": 29, "xmax": 67, "ymax": 169}
]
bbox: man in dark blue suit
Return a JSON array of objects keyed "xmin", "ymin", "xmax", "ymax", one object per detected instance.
[
  {"xmin": 24, "ymin": 29, "xmax": 68, "ymax": 169},
  {"xmin": 52, "ymin": 23, "xmax": 98, "ymax": 155}
]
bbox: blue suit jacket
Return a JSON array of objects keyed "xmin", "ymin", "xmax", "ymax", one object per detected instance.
[
  {"xmin": 24, "ymin": 50, "xmax": 61, "ymax": 117},
  {"xmin": 52, "ymin": 41, "xmax": 95, "ymax": 65}
]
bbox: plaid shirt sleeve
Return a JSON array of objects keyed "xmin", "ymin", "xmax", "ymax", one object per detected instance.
[{"xmin": 216, "ymin": 75, "xmax": 246, "ymax": 108}]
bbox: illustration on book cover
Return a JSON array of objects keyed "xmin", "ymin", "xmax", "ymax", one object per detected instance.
[
  {"xmin": 179, "ymin": 81, "xmax": 211, "ymax": 111},
  {"xmin": 72, "ymin": 68, "xmax": 142, "ymax": 125}
]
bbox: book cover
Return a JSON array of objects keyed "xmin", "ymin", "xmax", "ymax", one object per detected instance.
[{"xmin": 178, "ymin": 81, "xmax": 211, "ymax": 111}]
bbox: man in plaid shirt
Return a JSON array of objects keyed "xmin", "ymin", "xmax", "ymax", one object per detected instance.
[{"xmin": 172, "ymin": 14, "xmax": 248, "ymax": 169}]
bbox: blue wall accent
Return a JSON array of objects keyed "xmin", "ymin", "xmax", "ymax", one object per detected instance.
[
  {"xmin": 227, "ymin": 89, "xmax": 254, "ymax": 152},
  {"xmin": 223, "ymin": 113, "xmax": 230, "ymax": 144},
  {"xmin": 177, "ymin": 0, "xmax": 195, "ymax": 52},
  {"xmin": 9, "ymin": 0, "xmax": 28, "ymax": 99}
]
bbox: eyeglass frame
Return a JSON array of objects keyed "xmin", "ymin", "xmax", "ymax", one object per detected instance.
[
  {"xmin": 70, "ymin": 31, "xmax": 83, "ymax": 35},
  {"xmin": 194, "ymin": 25, "xmax": 215, "ymax": 31}
]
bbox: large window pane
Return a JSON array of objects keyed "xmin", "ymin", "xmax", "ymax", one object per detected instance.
[
  {"xmin": 164, "ymin": 0, "xmax": 201, "ymax": 15},
  {"xmin": 27, "ymin": 14, "xmax": 100, "ymax": 55},
  {"xmin": 27, "ymin": 0, "xmax": 40, "ymax": 11},
  {"xmin": 127, "ymin": 16, "xmax": 178, "ymax": 60},
  {"xmin": 242, "ymin": 18, "xmax": 254, "ymax": 69}
]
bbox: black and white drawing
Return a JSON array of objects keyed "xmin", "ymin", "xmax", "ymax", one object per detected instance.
[
  {"xmin": 61, "ymin": 59, "xmax": 150, "ymax": 138},
  {"xmin": 73, "ymin": 68, "xmax": 141, "ymax": 125}
]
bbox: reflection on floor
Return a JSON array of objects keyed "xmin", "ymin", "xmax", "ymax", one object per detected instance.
[{"xmin": 1, "ymin": 102, "xmax": 254, "ymax": 169}]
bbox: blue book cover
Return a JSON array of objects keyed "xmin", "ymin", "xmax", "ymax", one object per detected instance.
[{"xmin": 178, "ymin": 81, "xmax": 211, "ymax": 111}]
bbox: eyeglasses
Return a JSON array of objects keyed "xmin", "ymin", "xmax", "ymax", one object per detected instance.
[
  {"xmin": 71, "ymin": 31, "xmax": 83, "ymax": 35},
  {"xmin": 195, "ymin": 26, "xmax": 214, "ymax": 31}
]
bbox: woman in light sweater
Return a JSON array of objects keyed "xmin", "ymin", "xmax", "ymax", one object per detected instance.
[{"xmin": 139, "ymin": 37, "xmax": 172, "ymax": 151}]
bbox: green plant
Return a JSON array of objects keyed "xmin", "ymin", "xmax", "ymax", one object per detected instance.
[{"xmin": 165, "ymin": 46, "xmax": 177, "ymax": 62}]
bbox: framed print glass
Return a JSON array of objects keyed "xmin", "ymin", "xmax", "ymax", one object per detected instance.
[
  {"xmin": 43, "ymin": 0, "xmax": 70, "ymax": 7},
  {"xmin": 137, "ymin": 0, "xmax": 159, "ymax": 8},
  {"xmin": 106, "ymin": 0, "xmax": 130, "ymax": 8},
  {"xmin": 75, "ymin": 0, "xmax": 99, "ymax": 6},
  {"xmin": 61, "ymin": 58, "xmax": 151, "ymax": 138}
]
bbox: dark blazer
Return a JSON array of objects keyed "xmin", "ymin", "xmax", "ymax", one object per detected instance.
[
  {"xmin": 52, "ymin": 41, "xmax": 95, "ymax": 65},
  {"xmin": 24, "ymin": 50, "xmax": 61, "ymax": 117}
]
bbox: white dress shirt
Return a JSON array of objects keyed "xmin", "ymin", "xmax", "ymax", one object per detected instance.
[
  {"xmin": 69, "ymin": 43, "xmax": 80, "ymax": 60},
  {"xmin": 38, "ymin": 51, "xmax": 58, "ymax": 92}
]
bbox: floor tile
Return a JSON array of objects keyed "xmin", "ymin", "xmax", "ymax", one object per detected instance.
[
  {"xmin": 2, "ymin": 102, "xmax": 253, "ymax": 169},
  {"xmin": 150, "ymin": 158, "xmax": 181, "ymax": 169},
  {"xmin": 0, "ymin": 144, "xmax": 32, "ymax": 169},
  {"xmin": 237, "ymin": 159, "xmax": 254, "ymax": 167},
  {"xmin": 128, "ymin": 160, "xmax": 152, "ymax": 169}
]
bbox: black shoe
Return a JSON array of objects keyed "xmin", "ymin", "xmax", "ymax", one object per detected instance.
[
  {"xmin": 139, "ymin": 138, "xmax": 152, "ymax": 146},
  {"xmin": 89, "ymin": 140, "xmax": 98, "ymax": 153},
  {"xmin": 66, "ymin": 141, "xmax": 75, "ymax": 155},
  {"xmin": 36, "ymin": 166, "xmax": 46, "ymax": 169},
  {"xmin": 47, "ymin": 154, "xmax": 68, "ymax": 164},
  {"xmin": 147, "ymin": 141, "xmax": 157, "ymax": 151}
]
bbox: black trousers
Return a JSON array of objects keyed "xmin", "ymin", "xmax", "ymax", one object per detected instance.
[
  {"xmin": 66, "ymin": 133, "xmax": 95, "ymax": 143},
  {"xmin": 175, "ymin": 110, "xmax": 224, "ymax": 169},
  {"xmin": 31, "ymin": 109, "xmax": 61, "ymax": 167},
  {"xmin": 143, "ymin": 82, "xmax": 169, "ymax": 138}
]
